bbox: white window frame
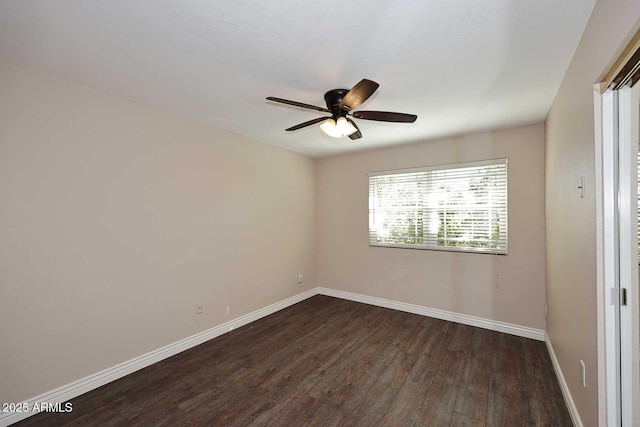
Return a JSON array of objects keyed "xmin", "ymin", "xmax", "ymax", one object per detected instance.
[{"xmin": 368, "ymin": 158, "xmax": 508, "ymax": 255}]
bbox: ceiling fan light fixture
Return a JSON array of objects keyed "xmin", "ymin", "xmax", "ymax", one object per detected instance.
[
  {"xmin": 320, "ymin": 117, "xmax": 357, "ymax": 138},
  {"xmin": 267, "ymin": 78, "xmax": 417, "ymax": 141}
]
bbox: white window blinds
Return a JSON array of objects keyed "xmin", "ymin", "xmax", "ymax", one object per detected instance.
[{"xmin": 369, "ymin": 158, "xmax": 508, "ymax": 254}]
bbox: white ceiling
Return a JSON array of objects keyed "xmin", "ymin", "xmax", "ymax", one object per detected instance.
[{"xmin": 0, "ymin": 1, "xmax": 596, "ymax": 158}]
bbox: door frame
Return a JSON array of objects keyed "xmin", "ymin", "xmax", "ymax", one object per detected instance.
[
  {"xmin": 595, "ymin": 84, "xmax": 621, "ymax": 427},
  {"xmin": 595, "ymin": 81, "xmax": 640, "ymax": 427}
]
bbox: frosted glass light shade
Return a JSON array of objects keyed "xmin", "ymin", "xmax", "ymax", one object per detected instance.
[
  {"xmin": 320, "ymin": 117, "xmax": 357, "ymax": 138},
  {"xmin": 320, "ymin": 118, "xmax": 337, "ymax": 136}
]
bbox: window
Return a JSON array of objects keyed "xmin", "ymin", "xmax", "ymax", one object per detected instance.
[{"xmin": 368, "ymin": 158, "xmax": 508, "ymax": 254}]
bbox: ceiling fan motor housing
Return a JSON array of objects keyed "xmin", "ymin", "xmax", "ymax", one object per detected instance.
[{"xmin": 324, "ymin": 89, "xmax": 350, "ymax": 118}]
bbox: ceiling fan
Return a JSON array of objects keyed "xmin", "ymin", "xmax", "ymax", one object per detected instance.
[{"xmin": 266, "ymin": 79, "xmax": 417, "ymax": 140}]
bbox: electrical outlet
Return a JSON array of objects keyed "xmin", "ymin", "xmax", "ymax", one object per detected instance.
[
  {"xmin": 195, "ymin": 302, "xmax": 203, "ymax": 314},
  {"xmin": 297, "ymin": 274, "xmax": 303, "ymax": 284}
]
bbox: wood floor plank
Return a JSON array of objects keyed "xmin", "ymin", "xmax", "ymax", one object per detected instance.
[
  {"xmin": 248, "ymin": 394, "xmax": 347, "ymax": 427},
  {"xmin": 307, "ymin": 309, "xmax": 397, "ymax": 406},
  {"xmin": 518, "ymin": 338, "xmax": 573, "ymax": 426},
  {"xmin": 450, "ymin": 412, "xmax": 486, "ymax": 427},
  {"xmin": 180, "ymin": 380, "xmax": 271, "ymax": 425},
  {"xmin": 446, "ymin": 322, "xmax": 476, "ymax": 353},
  {"xmin": 378, "ymin": 379, "xmax": 427, "ymax": 426},
  {"xmin": 455, "ymin": 359, "xmax": 490, "ymax": 422},
  {"xmin": 406, "ymin": 321, "xmax": 452, "ymax": 390},
  {"xmin": 486, "ymin": 390, "xmax": 522, "ymax": 427},
  {"xmin": 348, "ymin": 381, "xmax": 399, "ymax": 426},
  {"xmin": 379, "ymin": 350, "xmax": 420, "ymax": 389},
  {"xmin": 487, "ymin": 333, "xmax": 524, "ymax": 426},
  {"xmin": 416, "ymin": 373, "xmax": 460, "ymax": 427},
  {"xmin": 307, "ymin": 343, "xmax": 382, "ymax": 406},
  {"xmin": 404, "ymin": 317, "xmax": 440, "ymax": 355},
  {"xmin": 415, "ymin": 321, "xmax": 476, "ymax": 427},
  {"xmin": 437, "ymin": 348, "xmax": 470, "ymax": 381},
  {"xmin": 380, "ymin": 311, "xmax": 426, "ymax": 356},
  {"xmin": 13, "ymin": 296, "xmax": 572, "ymax": 427},
  {"xmin": 454, "ymin": 328, "xmax": 493, "ymax": 421}
]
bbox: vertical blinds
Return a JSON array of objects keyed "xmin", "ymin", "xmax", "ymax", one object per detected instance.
[{"xmin": 369, "ymin": 158, "xmax": 508, "ymax": 254}]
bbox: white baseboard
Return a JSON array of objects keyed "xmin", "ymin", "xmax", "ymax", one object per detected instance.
[
  {"xmin": 0, "ymin": 288, "xmax": 318, "ymax": 427},
  {"xmin": 545, "ymin": 336, "xmax": 582, "ymax": 427},
  {"xmin": 317, "ymin": 287, "xmax": 545, "ymax": 341}
]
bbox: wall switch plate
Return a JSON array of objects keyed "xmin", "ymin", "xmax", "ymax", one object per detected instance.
[
  {"xmin": 297, "ymin": 274, "xmax": 303, "ymax": 284},
  {"xmin": 195, "ymin": 302, "xmax": 203, "ymax": 314}
]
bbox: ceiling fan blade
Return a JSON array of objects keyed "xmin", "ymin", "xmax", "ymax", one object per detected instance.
[
  {"xmin": 339, "ymin": 79, "xmax": 379, "ymax": 110},
  {"xmin": 285, "ymin": 116, "xmax": 331, "ymax": 131},
  {"xmin": 352, "ymin": 110, "xmax": 417, "ymax": 123},
  {"xmin": 347, "ymin": 119, "xmax": 362, "ymax": 140},
  {"xmin": 266, "ymin": 97, "xmax": 330, "ymax": 113}
]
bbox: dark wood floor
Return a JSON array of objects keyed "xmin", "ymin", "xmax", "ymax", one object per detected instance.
[{"xmin": 15, "ymin": 296, "xmax": 572, "ymax": 426}]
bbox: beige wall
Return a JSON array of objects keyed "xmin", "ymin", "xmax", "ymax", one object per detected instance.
[
  {"xmin": 0, "ymin": 62, "xmax": 317, "ymax": 403},
  {"xmin": 545, "ymin": 0, "xmax": 640, "ymax": 425},
  {"xmin": 317, "ymin": 124, "xmax": 546, "ymax": 330}
]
